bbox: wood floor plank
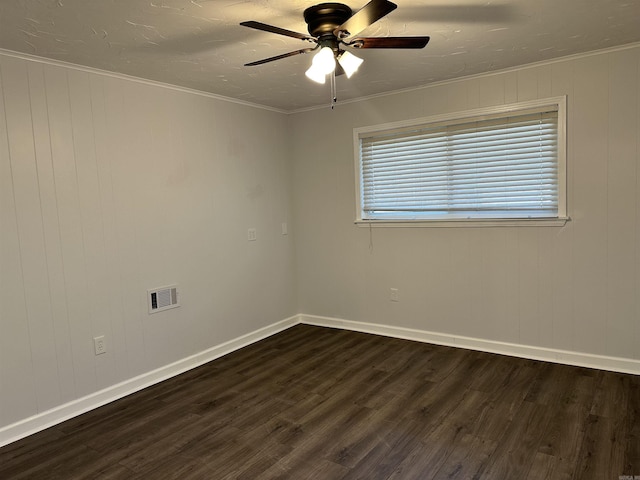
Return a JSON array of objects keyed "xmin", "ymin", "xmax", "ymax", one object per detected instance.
[
  {"xmin": 1, "ymin": 324, "xmax": 639, "ymax": 479},
  {"xmin": 536, "ymin": 372, "xmax": 596, "ymax": 478},
  {"xmin": 431, "ymin": 433, "xmax": 496, "ymax": 480},
  {"xmin": 385, "ymin": 425, "xmax": 462, "ymax": 480},
  {"xmin": 524, "ymin": 452, "xmax": 560, "ymax": 480},
  {"xmin": 590, "ymin": 371, "xmax": 631, "ymax": 419},
  {"xmin": 475, "ymin": 400, "xmax": 553, "ymax": 479},
  {"xmin": 625, "ymin": 379, "xmax": 640, "ymax": 474},
  {"xmin": 385, "ymin": 389, "xmax": 496, "ymax": 480}
]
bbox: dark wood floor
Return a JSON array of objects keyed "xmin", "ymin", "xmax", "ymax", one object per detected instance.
[{"xmin": 1, "ymin": 324, "xmax": 639, "ymax": 479}]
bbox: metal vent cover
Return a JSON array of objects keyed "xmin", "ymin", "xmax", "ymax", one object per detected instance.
[{"xmin": 148, "ymin": 285, "xmax": 179, "ymax": 314}]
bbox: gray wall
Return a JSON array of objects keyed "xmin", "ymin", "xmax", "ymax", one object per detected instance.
[
  {"xmin": 0, "ymin": 54, "xmax": 296, "ymax": 429},
  {"xmin": 2, "ymin": 43, "xmax": 639, "ymax": 437},
  {"xmin": 291, "ymin": 45, "xmax": 640, "ymax": 362}
]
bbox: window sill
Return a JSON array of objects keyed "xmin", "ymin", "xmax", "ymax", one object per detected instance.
[{"xmin": 355, "ymin": 217, "xmax": 570, "ymax": 228}]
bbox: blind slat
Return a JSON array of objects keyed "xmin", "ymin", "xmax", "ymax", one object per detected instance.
[{"xmin": 360, "ymin": 109, "xmax": 559, "ymax": 218}]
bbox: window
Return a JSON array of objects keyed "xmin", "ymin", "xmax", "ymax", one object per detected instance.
[{"xmin": 354, "ymin": 97, "xmax": 567, "ymax": 226}]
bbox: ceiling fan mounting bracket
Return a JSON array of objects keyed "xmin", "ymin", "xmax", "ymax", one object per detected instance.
[{"xmin": 303, "ymin": 3, "xmax": 353, "ymax": 37}]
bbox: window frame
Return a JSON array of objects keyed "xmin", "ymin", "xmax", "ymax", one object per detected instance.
[{"xmin": 353, "ymin": 96, "xmax": 568, "ymax": 227}]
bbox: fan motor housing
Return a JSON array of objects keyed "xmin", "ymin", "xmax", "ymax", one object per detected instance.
[{"xmin": 304, "ymin": 3, "xmax": 353, "ymax": 37}]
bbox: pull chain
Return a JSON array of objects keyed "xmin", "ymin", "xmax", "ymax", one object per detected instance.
[{"xmin": 330, "ymin": 71, "xmax": 337, "ymax": 109}]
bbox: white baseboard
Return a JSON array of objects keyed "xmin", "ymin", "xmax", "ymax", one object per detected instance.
[
  {"xmin": 3, "ymin": 313, "xmax": 638, "ymax": 448},
  {"xmin": 0, "ymin": 315, "xmax": 300, "ymax": 448},
  {"xmin": 300, "ymin": 314, "xmax": 640, "ymax": 376}
]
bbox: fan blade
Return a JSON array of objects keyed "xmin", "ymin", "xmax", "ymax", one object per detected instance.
[
  {"xmin": 240, "ymin": 21, "xmax": 314, "ymax": 41},
  {"xmin": 245, "ymin": 47, "xmax": 316, "ymax": 66},
  {"xmin": 350, "ymin": 36, "xmax": 430, "ymax": 49},
  {"xmin": 333, "ymin": 0, "xmax": 397, "ymax": 38}
]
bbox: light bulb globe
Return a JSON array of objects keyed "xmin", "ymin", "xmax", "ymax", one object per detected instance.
[
  {"xmin": 338, "ymin": 51, "xmax": 364, "ymax": 78},
  {"xmin": 305, "ymin": 64, "xmax": 326, "ymax": 84},
  {"xmin": 313, "ymin": 46, "xmax": 336, "ymax": 75}
]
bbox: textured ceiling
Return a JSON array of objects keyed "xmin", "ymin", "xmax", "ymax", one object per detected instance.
[{"xmin": 1, "ymin": 0, "xmax": 639, "ymax": 111}]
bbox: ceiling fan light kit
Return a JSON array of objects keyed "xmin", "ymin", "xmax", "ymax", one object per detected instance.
[
  {"xmin": 241, "ymin": 0, "xmax": 429, "ymax": 87},
  {"xmin": 337, "ymin": 51, "xmax": 364, "ymax": 78},
  {"xmin": 304, "ymin": 46, "xmax": 363, "ymax": 83},
  {"xmin": 313, "ymin": 46, "xmax": 337, "ymax": 73},
  {"xmin": 305, "ymin": 55, "xmax": 330, "ymax": 83}
]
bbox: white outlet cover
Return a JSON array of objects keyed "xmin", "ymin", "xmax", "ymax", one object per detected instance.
[{"xmin": 94, "ymin": 336, "xmax": 106, "ymax": 355}]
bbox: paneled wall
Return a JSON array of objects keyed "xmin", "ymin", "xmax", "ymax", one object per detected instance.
[
  {"xmin": 0, "ymin": 54, "xmax": 296, "ymax": 429},
  {"xmin": 291, "ymin": 45, "xmax": 640, "ymax": 361},
  {"xmin": 2, "ymin": 43, "xmax": 639, "ymax": 441}
]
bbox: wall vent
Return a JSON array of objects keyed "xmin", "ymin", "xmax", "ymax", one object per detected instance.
[{"xmin": 148, "ymin": 285, "xmax": 179, "ymax": 314}]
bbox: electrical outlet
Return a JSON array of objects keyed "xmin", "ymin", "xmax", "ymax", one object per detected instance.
[
  {"xmin": 94, "ymin": 336, "xmax": 106, "ymax": 355},
  {"xmin": 390, "ymin": 288, "xmax": 399, "ymax": 302},
  {"xmin": 281, "ymin": 222, "xmax": 288, "ymax": 235},
  {"xmin": 247, "ymin": 228, "xmax": 257, "ymax": 241}
]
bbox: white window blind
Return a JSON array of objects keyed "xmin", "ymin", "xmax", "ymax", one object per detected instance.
[{"xmin": 358, "ymin": 105, "xmax": 563, "ymax": 222}]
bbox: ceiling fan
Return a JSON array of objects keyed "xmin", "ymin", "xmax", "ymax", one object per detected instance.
[{"xmin": 240, "ymin": 0, "xmax": 430, "ymax": 84}]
